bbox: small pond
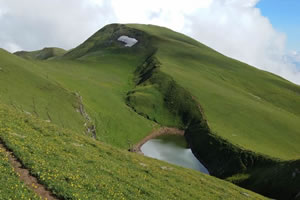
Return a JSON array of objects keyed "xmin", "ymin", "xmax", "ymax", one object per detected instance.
[{"xmin": 141, "ymin": 135, "xmax": 209, "ymax": 174}]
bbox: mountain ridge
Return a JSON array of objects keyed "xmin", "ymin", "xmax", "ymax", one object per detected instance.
[{"xmin": 14, "ymin": 47, "xmax": 66, "ymax": 60}]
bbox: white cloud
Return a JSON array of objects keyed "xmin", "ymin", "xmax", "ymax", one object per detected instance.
[
  {"xmin": 182, "ymin": 0, "xmax": 300, "ymax": 84},
  {"xmin": 290, "ymin": 51, "xmax": 300, "ymax": 63},
  {"xmin": 0, "ymin": 0, "xmax": 115, "ymax": 52},
  {"xmin": 110, "ymin": 0, "xmax": 212, "ymax": 31},
  {"xmin": 1, "ymin": 43, "xmax": 22, "ymax": 52},
  {"xmin": 0, "ymin": 0, "xmax": 299, "ymax": 84},
  {"xmin": 109, "ymin": 0, "xmax": 300, "ymax": 84}
]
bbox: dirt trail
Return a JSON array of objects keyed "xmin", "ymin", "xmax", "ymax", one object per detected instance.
[
  {"xmin": 129, "ymin": 127, "xmax": 184, "ymax": 154},
  {"xmin": 0, "ymin": 142, "xmax": 59, "ymax": 200}
]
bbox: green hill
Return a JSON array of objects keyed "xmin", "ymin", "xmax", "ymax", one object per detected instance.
[
  {"xmin": 127, "ymin": 24, "xmax": 300, "ymax": 160},
  {"xmin": 0, "ymin": 48, "xmax": 84, "ymax": 132},
  {"xmin": 14, "ymin": 47, "xmax": 66, "ymax": 60},
  {"xmin": 1, "ymin": 23, "xmax": 299, "ymax": 199},
  {"xmin": 0, "ymin": 102, "xmax": 267, "ymax": 200}
]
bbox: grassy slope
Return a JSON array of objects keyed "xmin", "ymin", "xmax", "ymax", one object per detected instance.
[
  {"xmin": 124, "ymin": 24, "xmax": 300, "ymax": 199},
  {"xmin": 26, "ymin": 58, "xmax": 155, "ymax": 148},
  {"xmin": 0, "ymin": 49, "xmax": 84, "ymax": 133},
  {"xmin": 14, "ymin": 25, "xmax": 156, "ymax": 148},
  {"xmin": 6, "ymin": 23, "xmax": 299, "ymax": 199},
  {"xmin": 10, "ymin": 24, "xmax": 300, "ymax": 158},
  {"xmin": 14, "ymin": 47, "xmax": 66, "ymax": 60},
  {"xmin": 0, "ymin": 102, "xmax": 267, "ymax": 200},
  {"xmin": 128, "ymin": 24, "xmax": 300, "ymax": 160},
  {"xmin": 0, "ymin": 147, "xmax": 40, "ymax": 200}
]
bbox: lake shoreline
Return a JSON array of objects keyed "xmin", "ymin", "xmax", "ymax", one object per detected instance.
[{"xmin": 129, "ymin": 127, "xmax": 184, "ymax": 154}]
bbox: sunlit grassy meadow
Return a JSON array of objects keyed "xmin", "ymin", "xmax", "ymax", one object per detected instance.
[{"xmin": 0, "ymin": 103, "xmax": 268, "ymax": 200}]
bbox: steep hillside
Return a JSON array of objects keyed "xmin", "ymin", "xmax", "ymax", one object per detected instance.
[
  {"xmin": 128, "ymin": 24, "xmax": 300, "ymax": 160},
  {"xmin": 0, "ymin": 144, "xmax": 39, "ymax": 200},
  {"xmin": 15, "ymin": 25, "xmax": 157, "ymax": 148},
  {"xmin": 0, "ymin": 49, "xmax": 84, "ymax": 132},
  {"xmin": 0, "ymin": 102, "xmax": 267, "ymax": 200},
  {"xmin": 124, "ymin": 24, "xmax": 300, "ymax": 199}
]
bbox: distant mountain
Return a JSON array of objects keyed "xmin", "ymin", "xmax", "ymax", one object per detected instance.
[{"xmin": 14, "ymin": 47, "xmax": 66, "ymax": 60}]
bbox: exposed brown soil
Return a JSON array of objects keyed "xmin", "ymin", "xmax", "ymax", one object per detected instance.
[
  {"xmin": 0, "ymin": 142, "xmax": 59, "ymax": 200},
  {"xmin": 129, "ymin": 127, "xmax": 184, "ymax": 154}
]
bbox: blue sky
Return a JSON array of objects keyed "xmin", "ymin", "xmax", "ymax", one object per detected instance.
[{"xmin": 257, "ymin": 0, "xmax": 300, "ymax": 52}]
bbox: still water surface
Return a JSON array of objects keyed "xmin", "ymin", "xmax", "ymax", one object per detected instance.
[{"xmin": 141, "ymin": 135, "xmax": 209, "ymax": 174}]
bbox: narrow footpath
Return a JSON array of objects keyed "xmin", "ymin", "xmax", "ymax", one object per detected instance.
[{"xmin": 0, "ymin": 142, "xmax": 58, "ymax": 200}]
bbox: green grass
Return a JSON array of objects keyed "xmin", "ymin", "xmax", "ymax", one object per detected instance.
[
  {"xmin": 19, "ymin": 54, "xmax": 155, "ymax": 148},
  {"xmin": 9, "ymin": 24, "xmax": 161, "ymax": 149},
  {"xmin": 3, "ymin": 23, "xmax": 299, "ymax": 199},
  {"xmin": 0, "ymin": 147, "xmax": 40, "ymax": 200},
  {"xmin": 126, "ymin": 56, "xmax": 183, "ymax": 127},
  {"xmin": 0, "ymin": 49, "xmax": 85, "ymax": 133},
  {"xmin": 128, "ymin": 24, "xmax": 300, "ymax": 160},
  {"xmin": 9, "ymin": 24, "xmax": 300, "ymax": 158},
  {"xmin": 123, "ymin": 24, "xmax": 300, "ymax": 199},
  {"xmin": 0, "ymin": 102, "xmax": 268, "ymax": 200},
  {"xmin": 14, "ymin": 47, "xmax": 66, "ymax": 60}
]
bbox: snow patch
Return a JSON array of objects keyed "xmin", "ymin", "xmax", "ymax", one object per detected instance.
[{"xmin": 117, "ymin": 35, "xmax": 138, "ymax": 47}]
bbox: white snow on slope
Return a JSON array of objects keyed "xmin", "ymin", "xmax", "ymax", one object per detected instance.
[{"xmin": 117, "ymin": 35, "xmax": 138, "ymax": 47}]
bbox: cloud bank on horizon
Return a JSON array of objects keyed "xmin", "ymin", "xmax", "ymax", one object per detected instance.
[{"xmin": 0, "ymin": 0, "xmax": 299, "ymax": 84}]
